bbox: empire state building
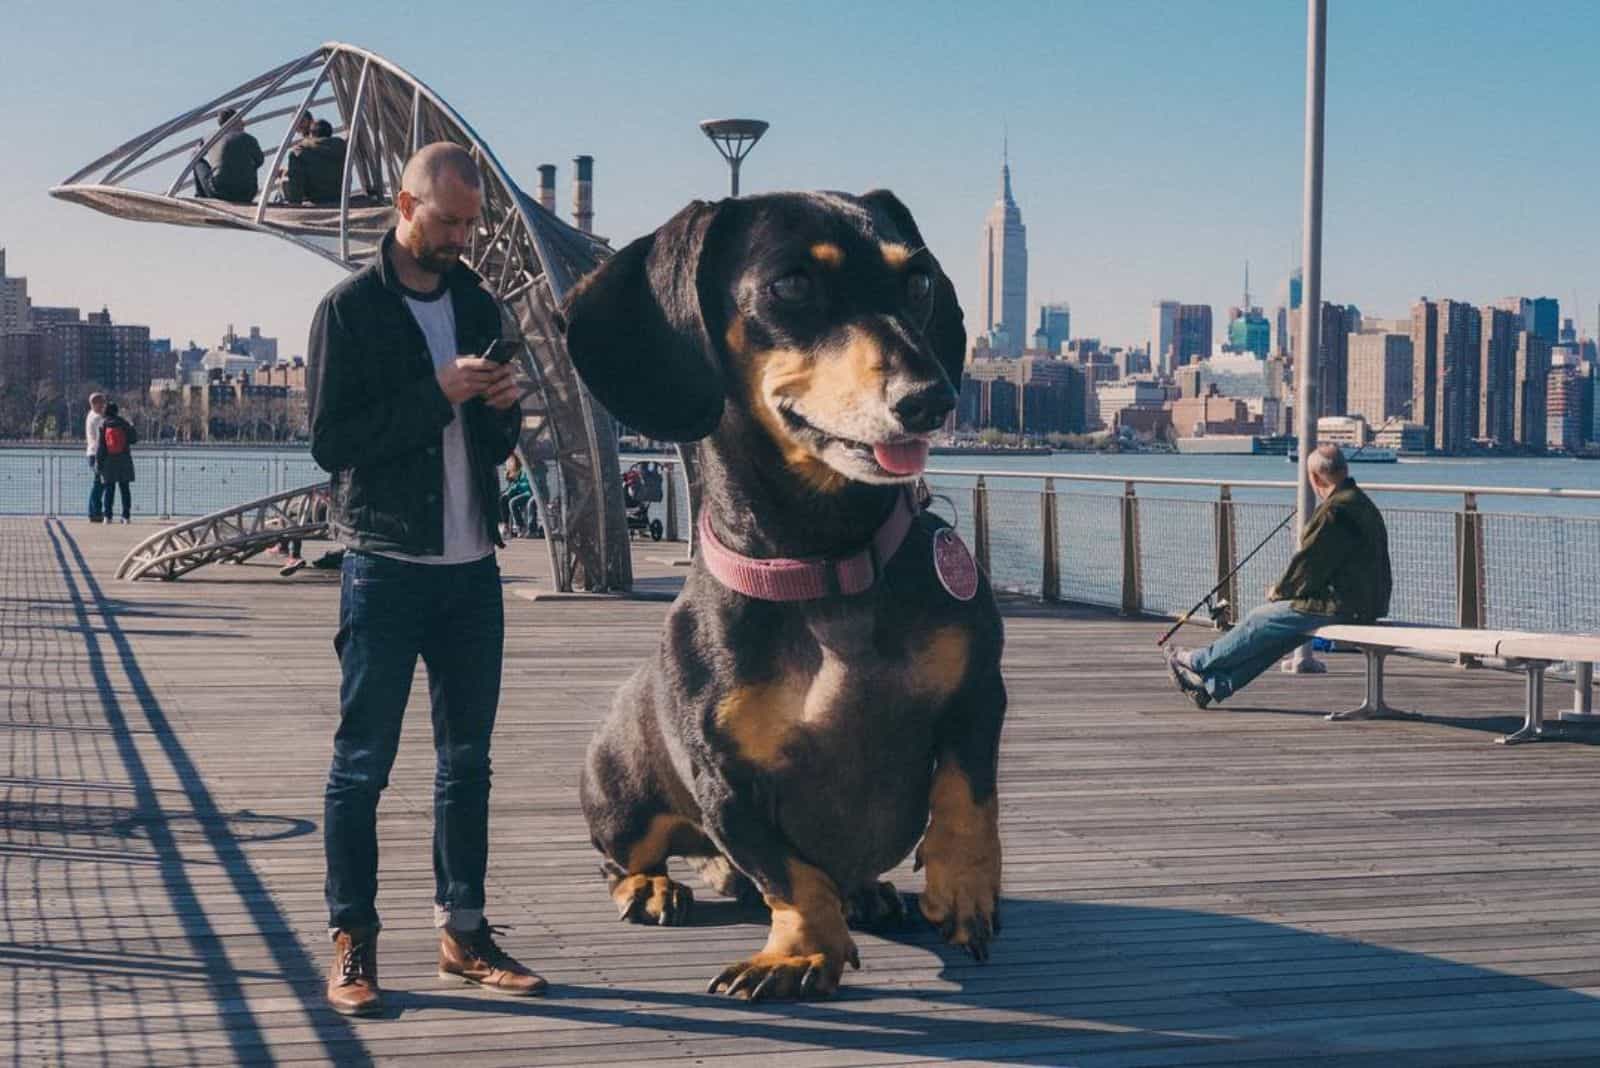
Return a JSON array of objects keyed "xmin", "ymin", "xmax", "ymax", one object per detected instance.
[{"xmin": 980, "ymin": 152, "xmax": 1028, "ymax": 356}]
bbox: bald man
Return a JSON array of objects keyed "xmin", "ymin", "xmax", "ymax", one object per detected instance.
[
  {"xmin": 1166, "ymin": 444, "xmax": 1393, "ymax": 709},
  {"xmin": 308, "ymin": 142, "xmax": 544, "ymax": 1015}
]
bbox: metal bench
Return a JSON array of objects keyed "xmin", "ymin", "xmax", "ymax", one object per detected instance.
[{"xmin": 1313, "ymin": 624, "xmax": 1600, "ymax": 746}]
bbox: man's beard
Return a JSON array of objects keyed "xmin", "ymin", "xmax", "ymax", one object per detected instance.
[{"xmin": 417, "ymin": 242, "xmax": 464, "ymax": 275}]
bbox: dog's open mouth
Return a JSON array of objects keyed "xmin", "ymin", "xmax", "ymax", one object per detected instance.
[{"xmin": 779, "ymin": 408, "xmax": 930, "ymax": 477}]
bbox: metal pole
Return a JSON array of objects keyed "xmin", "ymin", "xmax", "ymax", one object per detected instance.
[
  {"xmin": 729, "ymin": 159, "xmax": 740, "ymax": 198},
  {"xmin": 1289, "ymin": 0, "xmax": 1327, "ymax": 674}
]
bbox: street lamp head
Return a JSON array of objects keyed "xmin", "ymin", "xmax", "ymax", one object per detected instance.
[
  {"xmin": 699, "ymin": 118, "xmax": 768, "ymax": 163},
  {"xmin": 699, "ymin": 119, "xmax": 768, "ymax": 197}
]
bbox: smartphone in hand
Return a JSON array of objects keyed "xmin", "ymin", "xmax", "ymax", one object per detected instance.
[{"xmin": 482, "ymin": 338, "xmax": 520, "ymax": 365}]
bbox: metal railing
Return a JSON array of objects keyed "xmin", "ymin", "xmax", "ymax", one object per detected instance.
[
  {"xmin": 10, "ymin": 446, "xmax": 1599, "ymax": 635},
  {"xmin": 615, "ymin": 456, "xmax": 1599, "ymax": 635},
  {"xmin": 1, "ymin": 448, "xmax": 325, "ymax": 519}
]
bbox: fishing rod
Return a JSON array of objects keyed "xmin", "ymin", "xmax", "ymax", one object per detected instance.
[{"xmin": 1155, "ymin": 403, "xmax": 1412, "ymax": 648}]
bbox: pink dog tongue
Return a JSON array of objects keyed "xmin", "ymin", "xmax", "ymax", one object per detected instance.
[{"xmin": 873, "ymin": 439, "xmax": 930, "ymax": 475}]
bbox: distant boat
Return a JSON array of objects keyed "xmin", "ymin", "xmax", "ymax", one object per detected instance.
[{"xmin": 1177, "ymin": 435, "xmax": 1292, "ymax": 456}]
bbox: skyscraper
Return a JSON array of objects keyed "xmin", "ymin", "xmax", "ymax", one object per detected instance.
[
  {"xmin": 1514, "ymin": 332, "xmax": 1551, "ymax": 450},
  {"xmin": 0, "ymin": 249, "xmax": 29, "ymax": 334},
  {"xmin": 1173, "ymin": 305, "xmax": 1213, "ymax": 368},
  {"xmin": 1034, "ymin": 302, "xmax": 1070, "ymax": 354},
  {"xmin": 1226, "ymin": 262, "xmax": 1270, "ymax": 358},
  {"xmin": 1410, "ymin": 299, "xmax": 1439, "ymax": 444},
  {"xmin": 979, "ymin": 149, "xmax": 1027, "ymax": 357},
  {"xmin": 1315, "ymin": 302, "xmax": 1350, "ymax": 418},
  {"xmin": 1529, "ymin": 297, "xmax": 1559, "ymax": 343},
  {"xmin": 1347, "ymin": 332, "xmax": 1413, "ymax": 425},
  {"xmin": 1435, "ymin": 299, "xmax": 1479, "ymax": 453},
  {"xmin": 1478, "ymin": 305, "xmax": 1520, "ymax": 446},
  {"xmin": 1150, "ymin": 300, "xmax": 1178, "ymax": 374}
]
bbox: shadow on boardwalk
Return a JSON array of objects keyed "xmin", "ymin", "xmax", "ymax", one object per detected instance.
[
  {"xmin": 1, "ymin": 520, "xmax": 373, "ymax": 1066},
  {"xmin": 5, "ymin": 518, "xmax": 1600, "ymax": 1065}
]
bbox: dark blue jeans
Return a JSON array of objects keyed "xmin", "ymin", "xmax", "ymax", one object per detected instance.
[
  {"xmin": 1189, "ymin": 601, "xmax": 1342, "ymax": 701},
  {"xmin": 87, "ymin": 457, "xmax": 106, "ymax": 519},
  {"xmin": 102, "ymin": 480, "xmax": 131, "ymax": 520},
  {"xmin": 324, "ymin": 551, "xmax": 504, "ymax": 933}
]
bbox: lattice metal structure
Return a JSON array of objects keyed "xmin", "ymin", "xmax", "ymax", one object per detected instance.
[
  {"xmin": 52, "ymin": 41, "xmax": 630, "ymax": 591},
  {"xmin": 116, "ymin": 482, "xmax": 329, "ymax": 581}
]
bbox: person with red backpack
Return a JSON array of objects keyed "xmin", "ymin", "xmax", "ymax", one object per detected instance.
[{"xmin": 95, "ymin": 401, "xmax": 139, "ymax": 523}]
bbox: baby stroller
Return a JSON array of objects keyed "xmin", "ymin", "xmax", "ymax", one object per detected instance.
[{"xmin": 622, "ymin": 461, "xmax": 665, "ymax": 542}]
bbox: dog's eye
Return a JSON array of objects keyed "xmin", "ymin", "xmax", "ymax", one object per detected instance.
[
  {"xmin": 770, "ymin": 273, "xmax": 813, "ymax": 305},
  {"xmin": 907, "ymin": 271, "xmax": 933, "ymax": 302}
]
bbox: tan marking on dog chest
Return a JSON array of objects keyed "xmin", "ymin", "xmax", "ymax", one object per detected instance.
[{"xmin": 715, "ymin": 650, "xmax": 850, "ymax": 765}]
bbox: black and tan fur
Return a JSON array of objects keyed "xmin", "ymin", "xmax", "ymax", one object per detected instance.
[{"xmin": 561, "ymin": 191, "xmax": 1006, "ymax": 1001}]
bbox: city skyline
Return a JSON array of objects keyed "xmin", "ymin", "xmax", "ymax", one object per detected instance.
[{"xmin": 2, "ymin": 1, "xmax": 1598, "ymax": 358}]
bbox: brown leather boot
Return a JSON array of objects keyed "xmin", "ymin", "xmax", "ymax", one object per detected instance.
[
  {"xmin": 326, "ymin": 927, "xmax": 383, "ymax": 1016},
  {"xmin": 438, "ymin": 921, "xmax": 548, "ymax": 996}
]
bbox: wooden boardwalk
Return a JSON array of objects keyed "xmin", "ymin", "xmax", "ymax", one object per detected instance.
[{"xmin": 4, "ymin": 515, "xmax": 1600, "ymax": 1067}]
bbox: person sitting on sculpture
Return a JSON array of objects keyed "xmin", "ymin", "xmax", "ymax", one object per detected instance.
[
  {"xmin": 1166, "ymin": 443, "xmax": 1392, "ymax": 708},
  {"xmin": 201, "ymin": 108, "xmax": 265, "ymax": 204},
  {"xmin": 283, "ymin": 119, "xmax": 348, "ymax": 205}
]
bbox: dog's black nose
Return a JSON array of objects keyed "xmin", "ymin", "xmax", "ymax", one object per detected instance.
[{"xmin": 892, "ymin": 384, "xmax": 956, "ymax": 433}]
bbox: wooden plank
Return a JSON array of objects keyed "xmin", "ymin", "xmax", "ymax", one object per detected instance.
[{"xmin": 5, "ymin": 516, "xmax": 1600, "ymax": 1067}]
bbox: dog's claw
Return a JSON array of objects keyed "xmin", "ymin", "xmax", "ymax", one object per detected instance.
[{"xmin": 613, "ymin": 874, "xmax": 694, "ymax": 927}]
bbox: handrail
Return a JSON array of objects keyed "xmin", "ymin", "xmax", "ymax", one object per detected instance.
[{"xmin": 616, "ymin": 455, "xmax": 1600, "ymax": 502}]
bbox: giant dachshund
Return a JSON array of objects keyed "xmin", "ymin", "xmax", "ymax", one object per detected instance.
[{"xmin": 560, "ymin": 190, "xmax": 1006, "ymax": 1001}]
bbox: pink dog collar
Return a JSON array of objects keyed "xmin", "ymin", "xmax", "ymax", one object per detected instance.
[{"xmin": 699, "ymin": 489, "xmax": 918, "ymax": 601}]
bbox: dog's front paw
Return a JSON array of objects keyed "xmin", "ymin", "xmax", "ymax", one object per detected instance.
[
  {"xmin": 915, "ymin": 840, "xmax": 1001, "ymax": 961},
  {"xmin": 707, "ymin": 941, "xmax": 860, "ymax": 1001},
  {"xmin": 611, "ymin": 873, "xmax": 694, "ymax": 925}
]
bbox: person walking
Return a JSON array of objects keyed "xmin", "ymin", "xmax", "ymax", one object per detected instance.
[
  {"xmin": 308, "ymin": 142, "xmax": 539, "ymax": 1017},
  {"xmin": 84, "ymin": 392, "xmax": 108, "ymax": 522},
  {"xmin": 1166, "ymin": 444, "xmax": 1392, "ymax": 707},
  {"xmin": 94, "ymin": 402, "xmax": 138, "ymax": 523}
]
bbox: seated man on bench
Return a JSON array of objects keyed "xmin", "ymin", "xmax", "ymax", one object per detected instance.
[{"xmin": 1166, "ymin": 444, "xmax": 1392, "ymax": 708}]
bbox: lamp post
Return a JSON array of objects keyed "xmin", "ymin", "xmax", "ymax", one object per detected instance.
[
  {"xmin": 699, "ymin": 119, "xmax": 768, "ymax": 197},
  {"xmin": 1289, "ymin": 0, "xmax": 1328, "ymax": 674},
  {"xmin": 677, "ymin": 120, "xmax": 768, "ymax": 562}
]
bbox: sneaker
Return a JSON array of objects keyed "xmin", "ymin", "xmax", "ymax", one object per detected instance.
[
  {"xmin": 439, "ymin": 921, "xmax": 547, "ymax": 996},
  {"xmin": 1164, "ymin": 646, "xmax": 1211, "ymax": 710},
  {"xmin": 279, "ymin": 558, "xmax": 307, "ymax": 577},
  {"xmin": 326, "ymin": 927, "xmax": 383, "ymax": 1016}
]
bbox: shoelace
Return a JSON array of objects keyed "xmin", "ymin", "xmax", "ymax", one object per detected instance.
[
  {"xmin": 465, "ymin": 924, "xmax": 514, "ymax": 969},
  {"xmin": 340, "ymin": 938, "xmax": 376, "ymax": 984}
]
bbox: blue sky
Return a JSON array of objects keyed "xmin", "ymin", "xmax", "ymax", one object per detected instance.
[{"xmin": 1, "ymin": 0, "xmax": 1595, "ymax": 358}]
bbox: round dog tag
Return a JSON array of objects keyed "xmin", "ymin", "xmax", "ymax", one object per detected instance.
[{"xmin": 932, "ymin": 527, "xmax": 978, "ymax": 602}]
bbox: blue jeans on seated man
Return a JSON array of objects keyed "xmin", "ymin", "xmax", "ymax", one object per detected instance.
[
  {"xmin": 1189, "ymin": 600, "xmax": 1344, "ymax": 702},
  {"xmin": 324, "ymin": 551, "xmax": 503, "ymax": 935}
]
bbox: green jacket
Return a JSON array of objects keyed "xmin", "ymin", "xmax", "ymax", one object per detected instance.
[{"xmin": 1271, "ymin": 478, "xmax": 1392, "ymax": 621}]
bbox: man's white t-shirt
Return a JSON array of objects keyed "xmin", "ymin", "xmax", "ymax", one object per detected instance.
[
  {"xmin": 85, "ymin": 409, "xmax": 104, "ymax": 458},
  {"xmin": 376, "ymin": 289, "xmax": 494, "ymax": 566}
]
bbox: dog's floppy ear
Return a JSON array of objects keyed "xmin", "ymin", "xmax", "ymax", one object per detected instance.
[
  {"xmin": 859, "ymin": 188, "xmax": 967, "ymax": 388},
  {"xmin": 560, "ymin": 200, "xmax": 728, "ymax": 442}
]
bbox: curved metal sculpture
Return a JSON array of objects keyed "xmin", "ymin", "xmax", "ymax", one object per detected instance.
[
  {"xmin": 53, "ymin": 41, "xmax": 630, "ymax": 591},
  {"xmin": 117, "ymin": 482, "xmax": 329, "ymax": 581}
]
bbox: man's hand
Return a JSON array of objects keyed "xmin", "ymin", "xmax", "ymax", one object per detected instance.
[
  {"xmin": 481, "ymin": 362, "xmax": 522, "ymax": 411},
  {"xmin": 437, "ymin": 357, "xmax": 499, "ymax": 405},
  {"xmin": 1265, "ymin": 584, "xmax": 1279, "ymax": 600}
]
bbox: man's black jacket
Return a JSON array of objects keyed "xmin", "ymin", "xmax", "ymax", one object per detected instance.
[{"xmin": 308, "ymin": 229, "xmax": 521, "ymax": 556}]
